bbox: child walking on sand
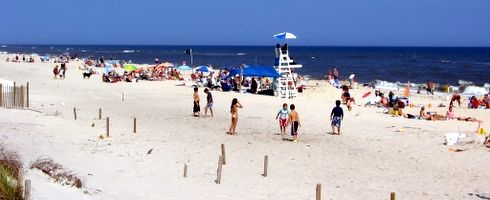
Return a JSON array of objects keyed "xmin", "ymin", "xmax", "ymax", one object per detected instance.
[
  {"xmin": 228, "ymin": 98, "xmax": 242, "ymax": 135},
  {"xmin": 53, "ymin": 65, "xmax": 59, "ymax": 79},
  {"xmin": 275, "ymin": 103, "xmax": 290, "ymax": 140},
  {"xmin": 331, "ymin": 100, "xmax": 344, "ymax": 135},
  {"xmin": 289, "ymin": 104, "xmax": 300, "ymax": 143},
  {"xmin": 204, "ymin": 88, "xmax": 213, "ymax": 117},
  {"xmin": 193, "ymin": 87, "xmax": 200, "ymax": 117}
]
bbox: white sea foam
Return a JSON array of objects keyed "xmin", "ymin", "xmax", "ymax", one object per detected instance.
[{"xmin": 461, "ymin": 86, "xmax": 489, "ymax": 96}]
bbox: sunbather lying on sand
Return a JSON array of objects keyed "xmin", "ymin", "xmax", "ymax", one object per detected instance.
[
  {"xmin": 419, "ymin": 106, "xmax": 446, "ymax": 121},
  {"xmin": 446, "ymin": 106, "xmax": 483, "ymax": 122}
]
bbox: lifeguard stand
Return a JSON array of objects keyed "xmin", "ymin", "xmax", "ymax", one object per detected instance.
[{"xmin": 274, "ymin": 44, "xmax": 302, "ymax": 98}]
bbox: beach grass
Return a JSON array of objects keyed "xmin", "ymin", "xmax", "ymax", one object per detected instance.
[
  {"xmin": 30, "ymin": 158, "xmax": 83, "ymax": 189},
  {"xmin": 0, "ymin": 146, "xmax": 23, "ymax": 200}
]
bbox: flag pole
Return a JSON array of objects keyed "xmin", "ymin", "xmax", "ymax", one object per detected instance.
[{"xmin": 190, "ymin": 49, "xmax": 194, "ymax": 67}]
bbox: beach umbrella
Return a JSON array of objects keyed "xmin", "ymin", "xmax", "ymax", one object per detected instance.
[
  {"xmin": 124, "ymin": 64, "xmax": 137, "ymax": 71},
  {"xmin": 274, "ymin": 32, "xmax": 297, "ymax": 39},
  {"xmin": 177, "ymin": 65, "xmax": 192, "ymax": 71},
  {"xmin": 159, "ymin": 62, "xmax": 174, "ymax": 67},
  {"xmin": 195, "ymin": 66, "xmax": 211, "ymax": 72}
]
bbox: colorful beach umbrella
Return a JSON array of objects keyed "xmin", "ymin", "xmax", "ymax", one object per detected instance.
[
  {"xmin": 274, "ymin": 32, "xmax": 297, "ymax": 39},
  {"xmin": 177, "ymin": 65, "xmax": 192, "ymax": 71},
  {"xmin": 124, "ymin": 64, "xmax": 137, "ymax": 71}
]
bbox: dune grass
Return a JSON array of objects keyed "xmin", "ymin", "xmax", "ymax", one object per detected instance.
[
  {"xmin": 30, "ymin": 158, "xmax": 83, "ymax": 189},
  {"xmin": 0, "ymin": 145, "xmax": 24, "ymax": 200}
]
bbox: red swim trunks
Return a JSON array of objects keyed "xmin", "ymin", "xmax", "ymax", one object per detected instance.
[{"xmin": 279, "ymin": 118, "xmax": 288, "ymax": 127}]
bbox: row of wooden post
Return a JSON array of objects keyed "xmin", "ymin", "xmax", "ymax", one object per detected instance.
[
  {"xmin": 181, "ymin": 144, "xmax": 397, "ymax": 200},
  {"xmin": 72, "ymin": 108, "xmax": 137, "ymax": 136},
  {"xmin": 0, "ymin": 82, "xmax": 29, "ymax": 108}
]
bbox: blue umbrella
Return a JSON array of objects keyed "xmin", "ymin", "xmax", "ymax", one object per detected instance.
[
  {"xmin": 177, "ymin": 65, "xmax": 192, "ymax": 71},
  {"xmin": 274, "ymin": 32, "xmax": 297, "ymax": 39},
  {"xmin": 196, "ymin": 66, "xmax": 211, "ymax": 72}
]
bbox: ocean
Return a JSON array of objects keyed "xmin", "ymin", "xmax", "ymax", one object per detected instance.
[{"xmin": 1, "ymin": 44, "xmax": 489, "ymax": 87}]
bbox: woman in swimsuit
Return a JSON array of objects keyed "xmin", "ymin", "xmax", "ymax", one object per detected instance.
[{"xmin": 228, "ymin": 98, "xmax": 242, "ymax": 135}]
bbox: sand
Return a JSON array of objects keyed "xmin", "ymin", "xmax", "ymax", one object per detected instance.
[{"xmin": 0, "ymin": 54, "xmax": 489, "ymax": 200}]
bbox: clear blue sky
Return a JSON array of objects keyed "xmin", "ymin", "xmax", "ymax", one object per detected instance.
[{"xmin": 1, "ymin": 0, "xmax": 489, "ymax": 46}]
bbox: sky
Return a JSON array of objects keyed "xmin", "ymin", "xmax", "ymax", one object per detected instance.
[{"xmin": 0, "ymin": 0, "xmax": 489, "ymax": 46}]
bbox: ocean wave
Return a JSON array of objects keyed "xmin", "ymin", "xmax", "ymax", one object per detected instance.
[
  {"xmin": 461, "ymin": 86, "xmax": 489, "ymax": 96},
  {"xmin": 123, "ymin": 50, "xmax": 135, "ymax": 53},
  {"xmin": 373, "ymin": 79, "xmax": 489, "ymax": 96}
]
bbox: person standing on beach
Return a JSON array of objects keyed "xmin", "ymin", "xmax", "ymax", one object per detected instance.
[
  {"xmin": 53, "ymin": 65, "xmax": 59, "ymax": 79},
  {"xmin": 60, "ymin": 62, "xmax": 67, "ymax": 79},
  {"xmin": 330, "ymin": 100, "xmax": 344, "ymax": 135},
  {"xmin": 349, "ymin": 73, "xmax": 356, "ymax": 89},
  {"xmin": 204, "ymin": 88, "xmax": 213, "ymax": 117},
  {"xmin": 228, "ymin": 98, "xmax": 242, "ymax": 135},
  {"xmin": 289, "ymin": 104, "xmax": 300, "ymax": 143},
  {"xmin": 193, "ymin": 87, "xmax": 200, "ymax": 117},
  {"xmin": 275, "ymin": 103, "xmax": 290, "ymax": 140},
  {"xmin": 333, "ymin": 68, "xmax": 339, "ymax": 80},
  {"xmin": 427, "ymin": 80, "xmax": 434, "ymax": 95}
]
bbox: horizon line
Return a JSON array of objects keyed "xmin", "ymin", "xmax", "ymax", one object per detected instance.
[{"xmin": 1, "ymin": 43, "xmax": 490, "ymax": 48}]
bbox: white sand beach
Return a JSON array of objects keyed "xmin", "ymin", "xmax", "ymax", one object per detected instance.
[{"xmin": 1, "ymin": 55, "xmax": 489, "ymax": 199}]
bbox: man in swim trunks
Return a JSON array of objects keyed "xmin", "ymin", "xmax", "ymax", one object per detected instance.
[
  {"xmin": 204, "ymin": 88, "xmax": 213, "ymax": 117},
  {"xmin": 289, "ymin": 104, "xmax": 300, "ymax": 143},
  {"xmin": 331, "ymin": 100, "xmax": 344, "ymax": 135},
  {"xmin": 193, "ymin": 87, "xmax": 200, "ymax": 117},
  {"xmin": 275, "ymin": 103, "xmax": 290, "ymax": 140}
]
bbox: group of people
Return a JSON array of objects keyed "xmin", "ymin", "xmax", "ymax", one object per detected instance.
[
  {"xmin": 5, "ymin": 54, "xmax": 35, "ymax": 63},
  {"xmin": 191, "ymin": 86, "xmax": 347, "ymax": 143},
  {"xmin": 449, "ymin": 93, "xmax": 489, "ymax": 109},
  {"xmin": 52, "ymin": 63, "xmax": 67, "ymax": 79}
]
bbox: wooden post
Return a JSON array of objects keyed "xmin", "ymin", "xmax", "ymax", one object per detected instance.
[
  {"xmin": 133, "ymin": 118, "xmax": 136, "ymax": 133},
  {"xmin": 216, "ymin": 156, "xmax": 223, "ymax": 184},
  {"xmin": 98, "ymin": 108, "xmax": 102, "ymax": 120},
  {"xmin": 13, "ymin": 82, "xmax": 16, "ymax": 108},
  {"xmin": 122, "ymin": 92, "xmax": 124, "ymax": 101},
  {"xmin": 263, "ymin": 155, "xmax": 268, "ymax": 177},
  {"xmin": 390, "ymin": 192, "xmax": 395, "ymax": 200},
  {"xmin": 316, "ymin": 183, "xmax": 321, "ymax": 200},
  {"xmin": 9, "ymin": 86, "xmax": 12, "ymax": 108},
  {"xmin": 20, "ymin": 85, "xmax": 24, "ymax": 108},
  {"xmin": 106, "ymin": 117, "xmax": 110, "ymax": 137},
  {"xmin": 183, "ymin": 164, "xmax": 188, "ymax": 178},
  {"xmin": 0, "ymin": 84, "xmax": 3, "ymax": 107},
  {"xmin": 26, "ymin": 82, "xmax": 29, "ymax": 107},
  {"xmin": 73, "ymin": 108, "xmax": 77, "ymax": 120},
  {"xmin": 221, "ymin": 144, "xmax": 226, "ymax": 165},
  {"xmin": 24, "ymin": 180, "xmax": 31, "ymax": 200}
]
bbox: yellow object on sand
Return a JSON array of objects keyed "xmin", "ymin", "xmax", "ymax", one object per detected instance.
[{"xmin": 478, "ymin": 128, "xmax": 488, "ymax": 136}]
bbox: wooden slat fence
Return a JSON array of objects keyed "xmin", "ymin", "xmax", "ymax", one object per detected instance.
[{"xmin": 0, "ymin": 82, "xmax": 29, "ymax": 109}]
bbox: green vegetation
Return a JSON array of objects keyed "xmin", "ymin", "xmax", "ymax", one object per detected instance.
[{"xmin": 0, "ymin": 146, "xmax": 23, "ymax": 200}]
